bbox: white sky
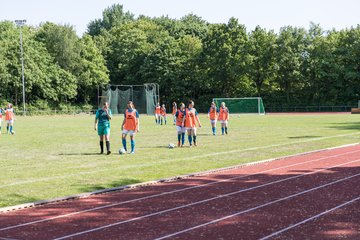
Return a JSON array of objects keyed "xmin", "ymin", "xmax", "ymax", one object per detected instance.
[{"xmin": 1, "ymin": 0, "xmax": 359, "ymax": 36}]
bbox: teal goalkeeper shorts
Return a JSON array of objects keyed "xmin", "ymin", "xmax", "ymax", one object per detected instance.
[{"xmin": 98, "ymin": 125, "xmax": 110, "ymax": 136}]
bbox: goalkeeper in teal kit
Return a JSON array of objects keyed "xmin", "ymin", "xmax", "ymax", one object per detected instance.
[{"xmin": 95, "ymin": 102, "xmax": 112, "ymax": 155}]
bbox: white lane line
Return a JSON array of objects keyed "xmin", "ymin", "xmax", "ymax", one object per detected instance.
[
  {"xmin": 259, "ymin": 196, "xmax": 360, "ymax": 240},
  {"xmin": 2, "ymin": 148, "xmax": 358, "ymax": 232},
  {"xmin": 154, "ymin": 175, "xmax": 360, "ymax": 240},
  {"xmin": 0, "ymin": 237, "xmax": 22, "ymax": 240},
  {"xmin": 2, "ymin": 132, "xmax": 359, "ymax": 188},
  {"xmin": 53, "ymin": 159, "xmax": 360, "ymax": 240}
]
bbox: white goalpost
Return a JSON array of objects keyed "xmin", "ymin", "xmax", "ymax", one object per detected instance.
[{"xmin": 212, "ymin": 97, "xmax": 265, "ymax": 115}]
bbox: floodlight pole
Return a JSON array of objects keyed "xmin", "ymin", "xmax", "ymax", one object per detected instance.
[{"xmin": 15, "ymin": 19, "xmax": 26, "ymax": 116}]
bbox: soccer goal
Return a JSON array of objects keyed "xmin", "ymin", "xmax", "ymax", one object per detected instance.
[
  {"xmin": 212, "ymin": 97, "xmax": 265, "ymax": 115},
  {"xmin": 98, "ymin": 83, "xmax": 159, "ymax": 115}
]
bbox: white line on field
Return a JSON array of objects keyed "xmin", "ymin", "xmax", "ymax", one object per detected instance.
[
  {"xmin": 1, "ymin": 132, "xmax": 360, "ymax": 188},
  {"xmin": 1, "ymin": 147, "xmax": 358, "ymax": 231},
  {"xmin": 53, "ymin": 159, "xmax": 360, "ymax": 239}
]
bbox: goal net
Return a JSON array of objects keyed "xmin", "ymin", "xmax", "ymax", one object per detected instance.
[
  {"xmin": 212, "ymin": 97, "xmax": 265, "ymax": 114},
  {"xmin": 98, "ymin": 83, "xmax": 159, "ymax": 115}
]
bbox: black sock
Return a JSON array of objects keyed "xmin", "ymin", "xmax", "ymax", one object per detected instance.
[
  {"xmin": 106, "ymin": 141, "xmax": 110, "ymax": 154},
  {"xmin": 225, "ymin": 127, "xmax": 228, "ymax": 134},
  {"xmin": 100, "ymin": 141, "xmax": 104, "ymax": 153}
]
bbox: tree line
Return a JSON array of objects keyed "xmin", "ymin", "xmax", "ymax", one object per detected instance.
[{"xmin": 1, "ymin": 4, "xmax": 360, "ymax": 112}]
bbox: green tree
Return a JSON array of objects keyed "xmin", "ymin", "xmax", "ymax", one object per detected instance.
[
  {"xmin": 0, "ymin": 21, "xmax": 78, "ymax": 106},
  {"xmin": 201, "ymin": 18, "xmax": 251, "ymax": 100},
  {"xmin": 335, "ymin": 26, "xmax": 360, "ymax": 104},
  {"xmin": 0, "ymin": 21, "xmax": 20, "ymax": 103},
  {"xmin": 106, "ymin": 19, "xmax": 165, "ymax": 84},
  {"xmin": 77, "ymin": 34, "xmax": 109, "ymax": 103},
  {"xmin": 246, "ymin": 26, "xmax": 277, "ymax": 97},
  {"xmin": 87, "ymin": 4, "xmax": 134, "ymax": 36},
  {"xmin": 303, "ymin": 23, "xmax": 341, "ymax": 105},
  {"xmin": 275, "ymin": 26, "xmax": 307, "ymax": 104},
  {"xmin": 154, "ymin": 14, "xmax": 209, "ymax": 40},
  {"xmin": 36, "ymin": 22, "xmax": 81, "ymax": 72}
]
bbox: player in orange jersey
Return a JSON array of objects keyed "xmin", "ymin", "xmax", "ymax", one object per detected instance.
[
  {"xmin": 121, "ymin": 101, "xmax": 140, "ymax": 154},
  {"xmin": 218, "ymin": 102, "xmax": 229, "ymax": 135},
  {"xmin": 0, "ymin": 107, "xmax": 3, "ymax": 134},
  {"xmin": 172, "ymin": 102, "xmax": 177, "ymax": 125},
  {"xmin": 185, "ymin": 100, "xmax": 201, "ymax": 147},
  {"xmin": 175, "ymin": 102, "xmax": 186, "ymax": 147},
  {"xmin": 160, "ymin": 104, "xmax": 167, "ymax": 125},
  {"xmin": 207, "ymin": 102, "xmax": 219, "ymax": 135},
  {"xmin": 5, "ymin": 104, "xmax": 15, "ymax": 135},
  {"xmin": 154, "ymin": 102, "xmax": 161, "ymax": 125}
]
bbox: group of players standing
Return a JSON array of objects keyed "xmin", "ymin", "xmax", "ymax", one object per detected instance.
[
  {"xmin": 172, "ymin": 100, "xmax": 229, "ymax": 148},
  {"xmin": 94, "ymin": 99, "xmax": 229, "ymax": 155},
  {"xmin": 0, "ymin": 103, "xmax": 16, "ymax": 135},
  {"xmin": 95, "ymin": 101, "xmax": 139, "ymax": 155}
]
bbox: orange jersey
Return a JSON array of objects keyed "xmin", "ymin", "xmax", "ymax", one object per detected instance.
[
  {"xmin": 208, "ymin": 107, "xmax": 218, "ymax": 120},
  {"xmin": 185, "ymin": 108, "xmax": 198, "ymax": 128},
  {"xmin": 172, "ymin": 106, "xmax": 177, "ymax": 115},
  {"xmin": 123, "ymin": 109, "xmax": 138, "ymax": 131},
  {"xmin": 5, "ymin": 109, "xmax": 15, "ymax": 120},
  {"xmin": 160, "ymin": 107, "xmax": 166, "ymax": 116},
  {"xmin": 175, "ymin": 109, "xmax": 185, "ymax": 127},
  {"xmin": 155, "ymin": 106, "xmax": 161, "ymax": 115},
  {"xmin": 218, "ymin": 107, "xmax": 229, "ymax": 121}
]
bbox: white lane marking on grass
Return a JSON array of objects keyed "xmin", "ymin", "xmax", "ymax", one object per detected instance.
[
  {"xmin": 1, "ymin": 148, "xmax": 358, "ymax": 231},
  {"xmin": 185, "ymin": 132, "xmax": 360, "ymax": 160},
  {"xmin": 1, "ymin": 146, "xmax": 359, "ymax": 231},
  {"xmin": 53, "ymin": 159, "xmax": 360, "ymax": 240},
  {"xmin": 2, "ymin": 132, "xmax": 360, "ymax": 188},
  {"xmin": 155, "ymin": 175, "xmax": 360, "ymax": 240},
  {"xmin": 260, "ymin": 196, "xmax": 360, "ymax": 240}
]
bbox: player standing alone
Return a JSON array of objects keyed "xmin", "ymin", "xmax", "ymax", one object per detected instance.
[
  {"xmin": 95, "ymin": 102, "xmax": 112, "ymax": 155},
  {"xmin": 175, "ymin": 102, "xmax": 186, "ymax": 147},
  {"xmin": 5, "ymin": 104, "xmax": 15, "ymax": 135},
  {"xmin": 208, "ymin": 102, "xmax": 219, "ymax": 135},
  {"xmin": 121, "ymin": 101, "xmax": 140, "ymax": 154},
  {"xmin": 185, "ymin": 100, "xmax": 201, "ymax": 147},
  {"xmin": 219, "ymin": 102, "xmax": 229, "ymax": 135}
]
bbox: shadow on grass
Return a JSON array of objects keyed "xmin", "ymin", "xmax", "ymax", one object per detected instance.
[
  {"xmin": 76, "ymin": 178, "xmax": 142, "ymax": 193},
  {"xmin": 0, "ymin": 194, "xmax": 41, "ymax": 208},
  {"xmin": 141, "ymin": 146, "xmax": 172, "ymax": 149},
  {"xmin": 328, "ymin": 122, "xmax": 360, "ymax": 131},
  {"xmin": 288, "ymin": 135, "xmax": 322, "ymax": 139},
  {"xmin": 197, "ymin": 133, "xmax": 214, "ymax": 136},
  {"xmin": 58, "ymin": 153, "xmax": 104, "ymax": 156}
]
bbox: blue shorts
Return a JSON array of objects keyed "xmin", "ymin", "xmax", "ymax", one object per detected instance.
[{"xmin": 98, "ymin": 125, "xmax": 110, "ymax": 136}]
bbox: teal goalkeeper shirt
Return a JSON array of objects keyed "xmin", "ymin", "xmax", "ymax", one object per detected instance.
[{"xmin": 95, "ymin": 108, "xmax": 112, "ymax": 127}]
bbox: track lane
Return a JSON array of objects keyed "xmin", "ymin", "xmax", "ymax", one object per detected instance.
[
  {"xmin": 61, "ymin": 161, "xmax": 360, "ymax": 240},
  {"xmin": 266, "ymin": 196, "xmax": 360, "ymax": 240},
  {"xmin": 1, "ymin": 145, "xmax": 358, "ymax": 231},
  {"xmin": 1, "ymin": 144, "xmax": 360, "ymax": 239}
]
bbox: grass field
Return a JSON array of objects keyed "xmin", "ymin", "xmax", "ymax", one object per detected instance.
[{"xmin": 1, "ymin": 113, "xmax": 360, "ymax": 208}]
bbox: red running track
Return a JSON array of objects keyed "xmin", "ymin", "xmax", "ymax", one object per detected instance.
[{"xmin": 1, "ymin": 144, "xmax": 360, "ymax": 240}]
